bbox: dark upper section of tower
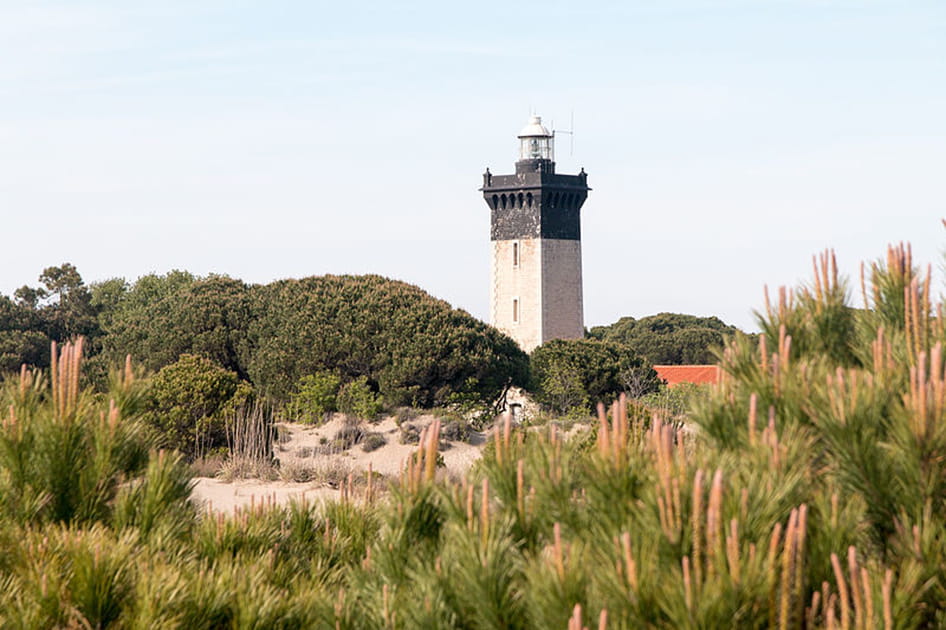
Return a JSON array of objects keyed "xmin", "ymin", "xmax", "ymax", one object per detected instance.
[{"xmin": 480, "ymin": 115, "xmax": 590, "ymax": 241}]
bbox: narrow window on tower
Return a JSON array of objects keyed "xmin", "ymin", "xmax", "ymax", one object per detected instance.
[
  {"xmin": 512, "ymin": 241, "xmax": 520, "ymax": 268},
  {"xmin": 512, "ymin": 298, "xmax": 519, "ymax": 324}
]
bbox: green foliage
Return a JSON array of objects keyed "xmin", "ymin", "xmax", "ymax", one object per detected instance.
[
  {"xmin": 360, "ymin": 432, "xmax": 387, "ymax": 452},
  {"xmin": 439, "ymin": 518, "xmax": 527, "ymax": 628},
  {"xmin": 35, "ymin": 263, "xmax": 100, "ymax": 341},
  {"xmin": 639, "ymin": 382, "xmax": 712, "ymax": 419},
  {"xmin": 0, "ymin": 342, "xmax": 156, "ymax": 529},
  {"xmin": 0, "ymin": 264, "xmax": 101, "ymax": 374},
  {"xmin": 589, "ymin": 312, "xmax": 741, "ymax": 364},
  {"xmin": 536, "ymin": 357, "xmax": 589, "ymax": 415},
  {"xmin": 336, "ymin": 376, "xmax": 383, "ymax": 420},
  {"xmin": 102, "ymin": 273, "xmax": 251, "ymax": 378},
  {"xmin": 284, "ymin": 371, "xmax": 341, "ymax": 424},
  {"xmin": 4, "ymin": 269, "xmax": 528, "ymax": 413},
  {"xmin": 93, "ymin": 271, "xmax": 529, "ymax": 411},
  {"xmin": 247, "ymin": 275, "xmax": 529, "ymax": 408},
  {"xmin": 9, "ymin": 242, "xmax": 946, "ymax": 628},
  {"xmin": 0, "ymin": 296, "xmax": 47, "ymax": 364},
  {"xmin": 144, "ymin": 354, "xmax": 248, "ymax": 458},
  {"xmin": 530, "ymin": 338, "xmax": 660, "ymax": 413},
  {"xmin": 756, "ymin": 253, "xmax": 862, "ymax": 368},
  {"xmin": 112, "ymin": 450, "xmax": 195, "ymax": 540}
]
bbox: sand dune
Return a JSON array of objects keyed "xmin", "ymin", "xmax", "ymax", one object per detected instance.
[{"xmin": 192, "ymin": 413, "xmax": 485, "ymax": 513}]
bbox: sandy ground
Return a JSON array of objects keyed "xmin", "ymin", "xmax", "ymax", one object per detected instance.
[
  {"xmin": 192, "ymin": 414, "xmax": 485, "ymax": 513},
  {"xmin": 191, "ymin": 479, "xmax": 339, "ymax": 513}
]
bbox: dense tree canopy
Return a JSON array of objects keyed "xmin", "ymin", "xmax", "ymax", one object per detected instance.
[
  {"xmin": 530, "ymin": 338, "xmax": 660, "ymax": 413},
  {"xmin": 0, "ymin": 295, "xmax": 48, "ymax": 372},
  {"xmin": 0, "ymin": 266, "xmax": 529, "ymax": 411},
  {"xmin": 247, "ymin": 275, "xmax": 529, "ymax": 407},
  {"xmin": 101, "ymin": 273, "xmax": 251, "ymax": 378},
  {"xmin": 0, "ymin": 264, "xmax": 101, "ymax": 374},
  {"xmin": 3, "ymin": 265, "xmax": 744, "ymax": 417},
  {"xmin": 588, "ymin": 312, "xmax": 741, "ymax": 364},
  {"xmin": 32, "ymin": 263, "xmax": 99, "ymax": 341}
]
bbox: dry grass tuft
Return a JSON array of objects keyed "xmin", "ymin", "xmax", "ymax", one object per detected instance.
[{"xmin": 219, "ymin": 404, "xmax": 275, "ymax": 481}]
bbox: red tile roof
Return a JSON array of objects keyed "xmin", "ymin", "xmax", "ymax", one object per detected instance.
[{"xmin": 653, "ymin": 365, "xmax": 720, "ymax": 387}]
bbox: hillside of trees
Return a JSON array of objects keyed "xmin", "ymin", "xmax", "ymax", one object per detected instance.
[
  {"xmin": 0, "ymin": 267, "xmax": 537, "ymax": 455},
  {"xmin": 0, "ymin": 264, "xmax": 750, "ymax": 457},
  {"xmin": 0, "ymin": 267, "xmax": 528, "ymax": 406},
  {"xmin": 589, "ymin": 312, "xmax": 744, "ymax": 364},
  {"xmin": 2, "ymin": 265, "xmax": 740, "ymax": 419}
]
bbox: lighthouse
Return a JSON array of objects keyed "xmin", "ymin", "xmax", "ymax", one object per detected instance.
[{"xmin": 480, "ymin": 115, "xmax": 590, "ymax": 353}]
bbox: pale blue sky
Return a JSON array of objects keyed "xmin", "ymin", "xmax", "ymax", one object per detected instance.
[{"xmin": 1, "ymin": 1, "xmax": 944, "ymax": 330}]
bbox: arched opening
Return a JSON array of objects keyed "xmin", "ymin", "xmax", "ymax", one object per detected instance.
[
  {"xmin": 517, "ymin": 193, "xmax": 524, "ymax": 208},
  {"xmin": 500, "ymin": 194, "xmax": 507, "ymax": 209},
  {"xmin": 492, "ymin": 194, "xmax": 499, "ymax": 209},
  {"xmin": 526, "ymin": 192, "xmax": 533, "ymax": 207}
]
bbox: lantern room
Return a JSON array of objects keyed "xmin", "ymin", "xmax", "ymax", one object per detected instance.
[{"xmin": 517, "ymin": 115, "xmax": 554, "ymax": 161}]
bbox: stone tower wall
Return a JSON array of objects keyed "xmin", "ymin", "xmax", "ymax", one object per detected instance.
[
  {"xmin": 491, "ymin": 238, "xmax": 584, "ymax": 353},
  {"xmin": 541, "ymin": 239, "xmax": 584, "ymax": 342},
  {"xmin": 491, "ymin": 239, "xmax": 542, "ymax": 353}
]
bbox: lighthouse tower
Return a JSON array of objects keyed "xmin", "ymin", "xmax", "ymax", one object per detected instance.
[{"xmin": 480, "ymin": 115, "xmax": 590, "ymax": 353}]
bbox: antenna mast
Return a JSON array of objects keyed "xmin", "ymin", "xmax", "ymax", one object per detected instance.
[{"xmin": 552, "ymin": 110, "xmax": 576, "ymax": 157}]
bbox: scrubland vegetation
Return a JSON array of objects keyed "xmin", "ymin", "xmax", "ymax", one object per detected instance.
[
  {"xmin": 589, "ymin": 312, "xmax": 742, "ymax": 365},
  {"xmin": 1, "ymin": 268, "xmax": 726, "ymax": 458},
  {"xmin": 1, "ymin": 270, "xmax": 529, "ymax": 407},
  {"xmin": 2, "ymin": 241, "xmax": 945, "ymax": 627}
]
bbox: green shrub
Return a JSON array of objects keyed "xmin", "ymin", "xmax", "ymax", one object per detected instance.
[
  {"xmin": 360, "ymin": 432, "xmax": 387, "ymax": 452},
  {"xmin": 530, "ymin": 338, "xmax": 660, "ymax": 414},
  {"xmin": 440, "ymin": 419, "xmax": 468, "ymax": 442},
  {"xmin": 0, "ymin": 342, "xmax": 154, "ymax": 527},
  {"xmin": 144, "ymin": 354, "xmax": 249, "ymax": 458},
  {"xmin": 639, "ymin": 382, "xmax": 712, "ymax": 419},
  {"xmin": 332, "ymin": 419, "xmax": 366, "ymax": 450},
  {"xmin": 284, "ymin": 371, "xmax": 341, "ymax": 424},
  {"xmin": 112, "ymin": 450, "xmax": 194, "ymax": 539},
  {"xmin": 337, "ymin": 376, "xmax": 383, "ymax": 420},
  {"xmin": 399, "ymin": 423, "xmax": 421, "ymax": 444}
]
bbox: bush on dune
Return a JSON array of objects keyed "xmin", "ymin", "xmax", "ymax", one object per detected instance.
[
  {"xmin": 143, "ymin": 353, "xmax": 251, "ymax": 459},
  {"xmin": 247, "ymin": 275, "xmax": 529, "ymax": 408},
  {"xmin": 94, "ymin": 272, "xmax": 528, "ymax": 413}
]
